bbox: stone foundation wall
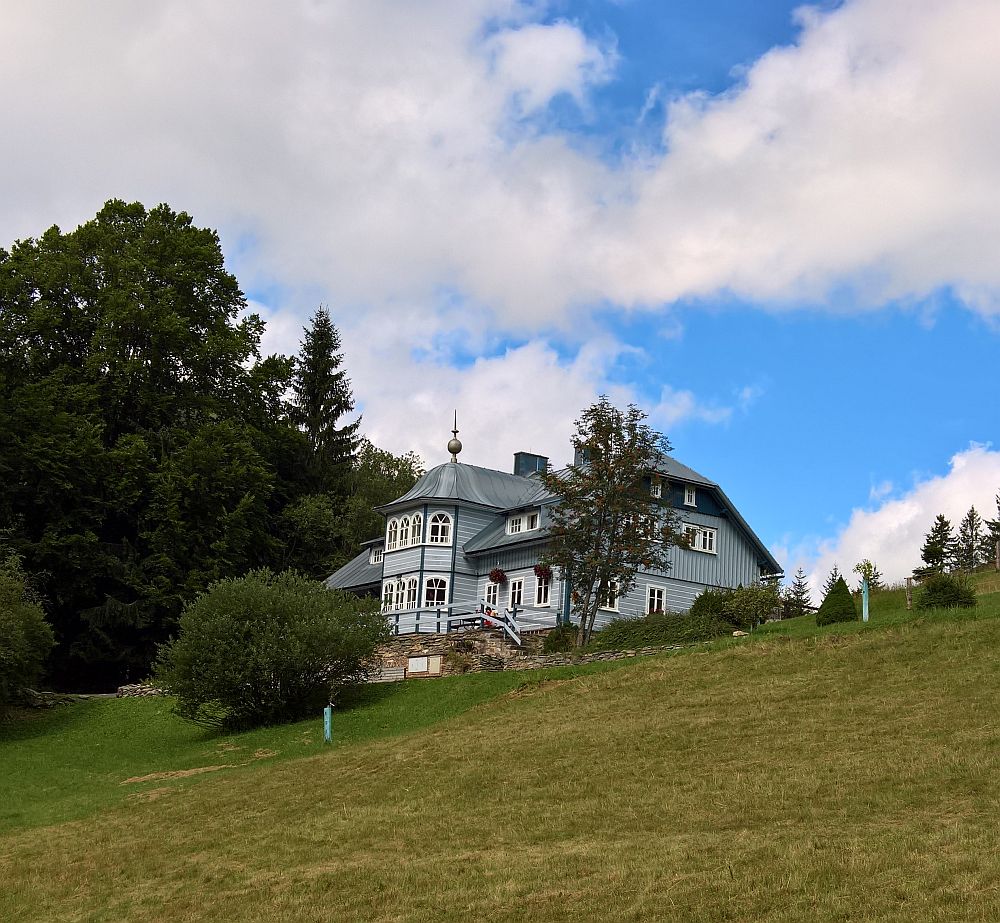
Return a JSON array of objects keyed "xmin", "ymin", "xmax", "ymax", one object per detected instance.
[{"xmin": 375, "ymin": 630, "xmax": 682, "ymax": 678}]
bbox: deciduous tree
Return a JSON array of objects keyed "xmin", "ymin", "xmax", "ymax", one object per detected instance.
[
  {"xmin": 539, "ymin": 397, "xmax": 678, "ymax": 646},
  {"xmin": 853, "ymin": 559, "xmax": 884, "ymax": 591}
]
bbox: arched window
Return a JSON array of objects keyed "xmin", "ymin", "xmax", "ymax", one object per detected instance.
[
  {"xmin": 393, "ymin": 579, "xmax": 405, "ymax": 611},
  {"xmin": 381, "ymin": 581, "xmax": 394, "ymax": 612},
  {"xmin": 398, "ymin": 515, "xmax": 411, "ymax": 547},
  {"xmin": 409, "ymin": 513, "xmax": 423, "ymax": 546},
  {"xmin": 424, "ymin": 577, "xmax": 448, "ymax": 607},
  {"xmin": 386, "ymin": 518, "xmax": 398, "ymax": 551},
  {"xmin": 405, "ymin": 577, "xmax": 418, "ymax": 609},
  {"xmin": 429, "ymin": 512, "xmax": 452, "ymax": 545}
]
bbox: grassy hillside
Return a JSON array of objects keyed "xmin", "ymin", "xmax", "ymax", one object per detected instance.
[{"xmin": 3, "ymin": 592, "xmax": 1000, "ymax": 921}]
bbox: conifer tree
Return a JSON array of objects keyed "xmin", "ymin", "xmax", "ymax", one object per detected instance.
[
  {"xmin": 291, "ymin": 307, "xmax": 361, "ymax": 495},
  {"xmin": 981, "ymin": 493, "xmax": 1000, "ymax": 569},
  {"xmin": 917, "ymin": 514, "xmax": 955, "ymax": 576},
  {"xmin": 787, "ymin": 567, "xmax": 811, "ymax": 617},
  {"xmin": 822, "ymin": 564, "xmax": 842, "ymax": 597},
  {"xmin": 955, "ymin": 506, "xmax": 984, "ymax": 571}
]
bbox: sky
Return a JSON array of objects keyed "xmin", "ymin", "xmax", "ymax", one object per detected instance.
[{"xmin": 2, "ymin": 0, "xmax": 999, "ymax": 594}]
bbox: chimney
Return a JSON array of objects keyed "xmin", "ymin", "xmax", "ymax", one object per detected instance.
[{"xmin": 513, "ymin": 452, "xmax": 548, "ymax": 477}]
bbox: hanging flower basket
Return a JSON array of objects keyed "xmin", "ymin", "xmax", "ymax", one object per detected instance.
[
  {"xmin": 533, "ymin": 563, "xmax": 552, "ymax": 581},
  {"xmin": 489, "ymin": 567, "xmax": 507, "ymax": 585}
]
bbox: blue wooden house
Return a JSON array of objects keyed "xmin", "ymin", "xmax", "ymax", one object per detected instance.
[{"xmin": 326, "ymin": 428, "xmax": 781, "ymax": 642}]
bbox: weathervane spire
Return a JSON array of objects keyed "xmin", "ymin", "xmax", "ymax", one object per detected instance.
[{"xmin": 448, "ymin": 410, "xmax": 463, "ymax": 463}]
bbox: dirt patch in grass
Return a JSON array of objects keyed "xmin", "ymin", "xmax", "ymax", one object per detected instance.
[
  {"xmin": 127, "ymin": 787, "xmax": 172, "ymax": 804},
  {"xmin": 121, "ymin": 765, "xmax": 234, "ymax": 785}
]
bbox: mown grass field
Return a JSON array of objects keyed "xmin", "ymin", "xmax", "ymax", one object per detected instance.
[{"xmin": 3, "ymin": 579, "xmax": 1000, "ymax": 921}]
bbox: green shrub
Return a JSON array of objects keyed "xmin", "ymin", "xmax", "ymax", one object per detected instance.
[
  {"xmin": 689, "ymin": 584, "xmax": 780, "ymax": 633},
  {"xmin": 542, "ymin": 623, "xmax": 578, "ymax": 653},
  {"xmin": 586, "ymin": 611, "xmax": 724, "ymax": 651},
  {"xmin": 154, "ymin": 569, "xmax": 389, "ymax": 729},
  {"xmin": 816, "ymin": 577, "xmax": 857, "ymax": 626},
  {"xmin": 916, "ymin": 573, "xmax": 977, "ymax": 610},
  {"xmin": 0, "ymin": 554, "xmax": 55, "ymax": 706}
]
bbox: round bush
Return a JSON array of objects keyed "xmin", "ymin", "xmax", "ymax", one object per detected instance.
[
  {"xmin": 542, "ymin": 623, "xmax": 578, "ymax": 653},
  {"xmin": 154, "ymin": 569, "xmax": 388, "ymax": 729},
  {"xmin": 0, "ymin": 555, "xmax": 55, "ymax": 706},
  {"xmin": 816, "ymin": 577, "xmax": 857, "ymax": 626},
  {"xmin": 916, "ymin": 573, "xmax": 977, "ymax": 610}
]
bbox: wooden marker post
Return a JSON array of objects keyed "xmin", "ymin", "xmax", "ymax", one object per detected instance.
[
  {"xmin": 905, "ymin": 577, "xmax": 913, "ymax": 611},
  {"xmin": 324, "ymin": 704, "xmax": 333, "ymax": 744},
  {"xmin": 862, "ymin": 578, "xmax": 870, "ymax": 623}
]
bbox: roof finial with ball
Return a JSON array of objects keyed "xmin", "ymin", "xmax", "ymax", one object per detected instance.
[{"xmin": 448, "ymin": 411, "xmax": 463, "ymax": 463}]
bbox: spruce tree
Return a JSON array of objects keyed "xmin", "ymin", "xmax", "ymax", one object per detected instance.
[
  {"xmin": 917, "ymin": 514, "xmax": 955, "ymax": 576},
  {"xmin": 980, "ymin": 493, "xmax": 1000, "ymax": 569},
  {"xmin": 787, "ymin": 567, "xmax": 811, "ymax": 617},
  {"xmin": 816, "ymin": 576, "xmax": 857, "ymax": 626},
  {"xmin": 955, "ymin": 506, "xmax": 984, "ymax": 571},
  {"xmin": 291, "ymin": 307, "xmax": 361, "ymax": 495},
  {"xmin": 822, "ymin": 564, "xmax": 842, "ymax": 597}
]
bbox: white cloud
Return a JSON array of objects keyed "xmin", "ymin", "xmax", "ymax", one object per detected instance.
[
  {"xmin": 5, "ymin": 0, "xmax": 1000, "ymax": 332},
  {"xmin": 801, "ymin": 444, "xmax": 1000, "ymax": 589}
]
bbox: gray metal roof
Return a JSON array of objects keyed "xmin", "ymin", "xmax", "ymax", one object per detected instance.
[
  {"xmin": 325, "ymin": 549, "xmax": 381, "ymax": 591},
  {"xmin": 380, "ymin": 462, "xmax": 541, "ymax": 511},
  {"xmin": 652, "ymin": 455, "xmax": 717, "ymax": 487}
]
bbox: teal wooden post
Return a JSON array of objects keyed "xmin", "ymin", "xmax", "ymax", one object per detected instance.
[
  {"xmin": 323, "ymin": 704, "xmax": 333, "ymax": 744},
  {"xmin": 862, "ymin": 579, "xmax": 869, "ymax": 623}
]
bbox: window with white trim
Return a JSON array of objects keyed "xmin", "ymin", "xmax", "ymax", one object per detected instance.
[
  {"xmin": 385, "ymin": 518, "xmax": 398, "ymax": 550},
  {"xmin": 485, "ymin": 581, "xmax": 499, "ymax": 608},
  {"xmin": 381, "ymin": 580, "xmax": 394, "ymax": 612},
  {"xmin": 405, "ymin": 577, "xmax": 418, "ymax": 609},
  {"xmin": 507, "ymin": 509, "xmax": 540, "ymax": 535},
  {"xmin": 535, "ymin": 575, "xmax": 550, "ymax": 607},
  {"xmin": 684, "ymin": 486, "xmax": 697, "ymax": 506},
  {"xmin": 369, "ymin": 547, "xmax": 383, "ymax": 565},
  {"xmin": 398, "ymin": 515, "xmax": 411, "ymax": 547},
  {"xmin": 409, "ymin": 513, "xmax": 422, "ymax": 546},
  {"xmin": 684, "ymin": 525, "xmax": 717, "ymax": 554},
  {"xmin": 599, "ymin": 580, "xmax": 619, "ymax": 611},
  {"xmin": 429, "ymin": 512, "xmax": 452, "ymax": 545},
  {"xmin": 509, "ymin": 578, "xmax": 524, "ymax": 608},
  {"xmin": 393, "ymin": 578, "xmax": 406, "ymax": 611},
  {"xmin": 424, "ymin": 576, "xmax": 448, "ymax": 607},
  {"xmin": 647, "ymin": 585, "xmax": 665, "ymax": 614},
  {"xmin": 650, "ymin": 478, "xmax": 662, "ymax": 499}
]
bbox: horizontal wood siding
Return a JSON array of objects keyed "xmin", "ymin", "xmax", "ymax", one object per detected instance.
[
  {"xmin": 422, "ymin": 546, "xmax": 454, "ymax": 573},
  {"xmin": 381, "ymin": 547, "xmax": 421, "ymax": 577},
  {"xmin": 452, "ymin": 572, "xmax": 479, "ymax": 607},
  {"xmin": 455, "ymin": 509, "xmax": 498, "ymax": 573},
  {"xmin": 668, "ymin": 512, "xmax": 761, "ymax": 587}
]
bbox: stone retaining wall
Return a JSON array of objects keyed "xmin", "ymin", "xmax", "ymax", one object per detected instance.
[{"xmin": 116, "ymin": 682, "xmax": 165, "ymax": 697}]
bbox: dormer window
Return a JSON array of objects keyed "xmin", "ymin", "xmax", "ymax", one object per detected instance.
[
  {"xmin": 507, "ymin": 509, "xmax": 540, "ymax": 535},
  {"xmin": 369, "ymin": 547, "xmax": 383, "ymax": 565},
  {"xmin": 684, "ymin": 486, "xmax": 697, "ymax": 507},
  {"xmin": 650, "ymin": 477, "xmax": 662, "ymax": 499}
]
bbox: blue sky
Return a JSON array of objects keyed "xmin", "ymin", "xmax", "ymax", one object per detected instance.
[{"xmin": 2, "ymin": 0, "xmax": 999, "ymax": 588}]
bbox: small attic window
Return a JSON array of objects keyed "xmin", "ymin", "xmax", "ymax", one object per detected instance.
[
  {"xmin": 684, "ymin": 486, "xmax": 697, "ymax": 507},
  {"xmin": 507, "ymin": 510, "xmax": 540, "ymax": 535},
  {"xmin": 369, "ymin": 547, "xmax": 383, "ymax": 565},
  {"xmin": 650, "ymin": 478, "xmax": 662, "ymax": 499}
]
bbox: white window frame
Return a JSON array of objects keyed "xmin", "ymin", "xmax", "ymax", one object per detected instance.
[
  {"xmin": 535, "ymin": 575, "xmax": 550, "ymax": 607},
  {"xmin": 509, "ymin": 577, "xmax": 524, "ymax": 608},
  {"xmin": 405, "ymin": 576, "xmax": 418, "ymax": 609},
  {"xmin": 393, "ymin": 578, "xmax": 405, "ymax": 611},
  {"xmin": 428, "ymin": 512, "xmax": 452, "ymax": 545},
  {"xmin": 599, "ymin": 580, "xmax": 619, "ymax": 612},
  {"xmin": 385, "ymin": 518, "xmax": 399, "ymax": 551},
  {"xmin": 369, "ymin": 547, "xmax": 383, "ymax": 565},
  {"xmin": 506, "ymin": 515, "xmax": 523, "ymax": 535},
  {"xmin": 526, "ymin": 511, "xmax": 540, "ymax": 531},
  {"xmin": 398, "ymin": 515, "xmax": 411, "ymax": 548},
  {"xmin": 423, "ymin": 575, "xmax": 449, "ymax": 608},
  {"xmin": 684, "ymin": 525, "xmax": 717, "ymax": 554},
  {"xmin": 381, "ymin": 580, "xmax": 394, "ymax": 612},
  {"xmin": 647, "ymin": 585, "xmax": 666, "ymax": 614},
  {"xmin": 684, "ymin": 486, "xmax": 697, "ymax": 507},
  {"xmin": 485, "ymin": 582, "xmax": 499, "ymax": 608},
  {"xmin": 650, "ymin": 478, "xmax": 662, "ymax": 499},
  {"xmin": 409, "ymin": 513, "xmax": 422, "ymax": 546}
]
